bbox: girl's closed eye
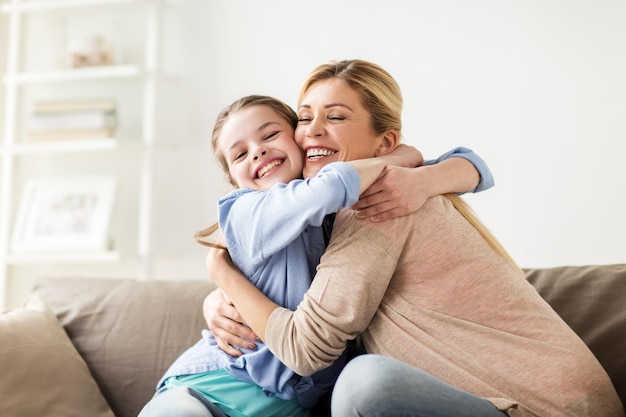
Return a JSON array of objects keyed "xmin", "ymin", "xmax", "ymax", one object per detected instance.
[
  {"xmin": 233, "ymin": 149, "xmax": 247, "ymax": 162},
  {"xmin": 264, "ymin": 131, "xmax": 279, "ymax": 141}
]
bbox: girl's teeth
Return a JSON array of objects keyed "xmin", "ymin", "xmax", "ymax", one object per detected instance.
[{"xmin": 258, "ymin": 160, "xmax": 282, "ymax": 178}]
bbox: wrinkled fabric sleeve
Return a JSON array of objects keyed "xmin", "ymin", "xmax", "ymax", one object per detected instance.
[
  {"xmin": 218, "ymin": 162, "xmax": 360, "ymax": 265},
  {"xmin": 425, "ymin": 147, "xmax": 494, "ymax": 193}
]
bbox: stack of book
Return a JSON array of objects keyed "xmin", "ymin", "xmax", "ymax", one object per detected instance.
[{"xmin": 26, "ymin": 98, "xmax": 117, "ymax": 141}]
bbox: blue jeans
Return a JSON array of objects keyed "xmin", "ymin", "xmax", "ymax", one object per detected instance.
[{"xmin": 331, "ymin": 354, "xmax": 509, "ymax": 417}]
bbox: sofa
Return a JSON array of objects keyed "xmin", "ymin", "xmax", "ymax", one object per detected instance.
[{"xmin": 1, "ymin": 264, "xmax": 625, "ymax": 417}]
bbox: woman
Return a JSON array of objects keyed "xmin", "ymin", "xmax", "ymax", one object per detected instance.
[{"xmin": 205, "ymin": 59, "xmax": 624, "ymax": 417}]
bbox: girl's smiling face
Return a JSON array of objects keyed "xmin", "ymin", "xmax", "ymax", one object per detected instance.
[
  {"xmin": 218, "ymin": 105, "xmax": 303, "ymax": 190},
  {"xmin": 296, "ymin": 78, "xmax": 385, "ymax": 178}
]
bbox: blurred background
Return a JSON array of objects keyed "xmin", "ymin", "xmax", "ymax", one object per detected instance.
[{"xmin": 1, "ymin": 0, "xmax": 625, "ymax": 309}]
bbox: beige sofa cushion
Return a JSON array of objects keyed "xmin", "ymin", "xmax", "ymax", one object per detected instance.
[
  {"xmin": 0, "ymin": 296, "xmax": 114, "ymax": 417},
  {"xmin": 32, "ymin": 277, "xmax": 217, "ymax": 417},
  {"xmin": 526, "ymin": 264, "xmax": 626, "ymax": 408}
]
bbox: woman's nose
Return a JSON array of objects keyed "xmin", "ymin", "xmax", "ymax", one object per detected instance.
[{"xmin": 306, "ymin": 117, "xmax": 325, "ymax": 137}]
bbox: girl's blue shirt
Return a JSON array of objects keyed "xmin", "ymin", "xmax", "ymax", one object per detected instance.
[
  {"xmin": 159, "ymin": 161, "xmax": 360, "ymax": 407},
  {"xmin": 157, "ymin": 147, "xmax": 494, "ymax": 408}
]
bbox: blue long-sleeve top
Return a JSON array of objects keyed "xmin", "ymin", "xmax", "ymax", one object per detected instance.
[
  {"xmin": 159, "ymin": 162, "xmax": 360, "ymax": 407},
  {"xmin": 425, "ymin": 146, "xmax": 494, "ymax": 192},
  {"xmin": 157, "ymin": 147, "xmax": 494, "ymax": 408}
]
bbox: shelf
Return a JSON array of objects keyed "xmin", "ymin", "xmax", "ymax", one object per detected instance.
[
  {"xmin": 1, "ymin": 0, "xmax": 162, "ymax": 311},
  {"xmin": 4, "ymin": 65, "xmax": 143, "ymax": 85},
  {"xmin": 6, "ymin": 250, "xmax": 121, "ymax": 265},
  {"xmin": 1, "ymin": 0, "xmax": 148, "ymax": 14},
  {"xmin": 12, "ymin": 138, "xmax": 119, "ymax": 154}
]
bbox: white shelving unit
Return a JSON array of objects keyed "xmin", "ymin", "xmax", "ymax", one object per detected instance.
[{"xmin": 0, "ymin": 0, "xmax": 162, "ymax": 310}]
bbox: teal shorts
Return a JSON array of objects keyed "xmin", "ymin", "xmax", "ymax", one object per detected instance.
[{"xmin": 164, "ymin": 370, "xmax": 310, "ymax": 417}]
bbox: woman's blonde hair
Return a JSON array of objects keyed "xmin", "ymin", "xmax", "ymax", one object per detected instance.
[
  {"xmin": 196, "ymin": 95, "xmax": 298, "ymax": 249},
  {"xmin": 301, "ymin": 59, "xmax": 523, "ymax": 274}
]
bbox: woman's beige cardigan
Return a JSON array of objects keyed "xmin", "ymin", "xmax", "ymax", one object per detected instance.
[{"xmin": 266, "ymin": 195, "xmax": 624, "ymax": 417}]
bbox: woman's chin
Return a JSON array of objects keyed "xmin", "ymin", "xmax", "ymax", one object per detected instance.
[
  {"xmin": 303, "ymin": 164, "xmax": 323, "ymax": 178},
  {"xmin": 303, "ymin": 157, "xmax": 335, "ymax": 178}
]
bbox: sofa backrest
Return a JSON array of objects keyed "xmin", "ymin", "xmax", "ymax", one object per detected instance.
[
  {"xmin": 526, "ymin": 264, "xmax": 626, "ymax": 409},
  {"xmin": 32, "ymin": 278, "xmax": 217, "ymax": 417},
  {"xmin": 31, "ymin": 264, "xmax": 626, "ymax": 416}
]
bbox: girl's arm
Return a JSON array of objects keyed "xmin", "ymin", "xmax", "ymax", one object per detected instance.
[
  {"xmin": 221, "ymin": 145, "xmax": 420, "ymax": 265},
  {"xmin": 352, "ymin": 147, "xmax": 493, "ymax": 221}
]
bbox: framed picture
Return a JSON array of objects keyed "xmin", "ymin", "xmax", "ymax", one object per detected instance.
[{"xmin": 11, "ymin": 177, "xmax": 117, "ymax": 253}]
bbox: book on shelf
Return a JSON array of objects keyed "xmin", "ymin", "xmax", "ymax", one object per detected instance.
[
  {"xmin": 28, "ymin": 111, "xmax": 116, "ymax": 131},
  {"xmin": 26, "ymin": 98, "xmax": 117, "ymax": 141},
  {"xmin": 27, "ymin": 129, "xmax": 115, "ymax": 141},
  {"xmin": 33, "ymin": 98, "xmax": 116, "ymax": 114}
]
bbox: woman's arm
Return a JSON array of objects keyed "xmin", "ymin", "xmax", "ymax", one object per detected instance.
[
  {"xmin": 205, "ymin": 246, "xmax": 278, "ymax": 343},
  {"xmin": 208, "ymin": 210, "xmax": 402, "ymax": 375},
  {"xmin": 352, "ymin": 147, "xmax": 493, "ymax": 221}
]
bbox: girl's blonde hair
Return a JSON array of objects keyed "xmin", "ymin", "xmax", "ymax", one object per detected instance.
[
  {"xmin": 301, "ymin": 59, "xmax": 523, "ymax": 274},
  {"xmin": 211, "ymin": 95, "xmax": 298, "ymax": 188},
  {"xmin": 196, "ymin": 95, "xmax": 298, "ymax": 249}
]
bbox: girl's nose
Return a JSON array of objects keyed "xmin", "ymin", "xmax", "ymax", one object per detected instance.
[{"xmin": 253, "ymin": 148, "xmax": 267, "ymax": 161}]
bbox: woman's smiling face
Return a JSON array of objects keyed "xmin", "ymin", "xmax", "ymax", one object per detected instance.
[
  {"xmin": 218, "ymin": 105, "xmax": 303, "ymax": 190},
  {"xmin": 296, "ymin": 78, "xmax": 384, "ymax": 178}
]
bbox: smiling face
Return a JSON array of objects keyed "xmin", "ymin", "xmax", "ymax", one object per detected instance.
[
  {"xmin": 296, "ymin": 78, "xmax": 387, "ymax": 178},
  {"xmin": 217, "ymin": 104, "xmax": 304, "ymax": 190}
]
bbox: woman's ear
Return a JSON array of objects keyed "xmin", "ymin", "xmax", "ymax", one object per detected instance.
[{"xmin": 374, "ymin": 130, "xmax": 400, "ymax": 156}]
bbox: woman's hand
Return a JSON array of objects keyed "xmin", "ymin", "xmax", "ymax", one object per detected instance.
[
  {"xmin": 203, "ymin": 288, "xmax": 259, "ymax": 357},
  {"xmin": 204, "ymin": 233, "xmax": 259, "ymax": 356},
  {"xmin": 353, "ymin": 165, "xmax": 433, "ymax": 222},
  {"xmin": 353, "ymin": 155, "xmax": 481, "ymax": 222}
]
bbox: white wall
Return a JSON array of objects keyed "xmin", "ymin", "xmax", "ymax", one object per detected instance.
[
  {"xmin": 2, "ymin": 0, "xmax": 625, "ymax": 307},
  {"xmin": 180, "ymin": 0, "xmax": 626, "ymax": 269}
]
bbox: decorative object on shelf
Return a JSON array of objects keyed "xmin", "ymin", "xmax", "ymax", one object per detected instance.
[
  {"xmin": 11, "ymin": 176, "xmax": 117, "ymax": 254},
  {"xmin": 64, "ymin": 15, "xmax": 122, "ymax": 69},
  {"xmin": 26, "ymin": 98, "xmax": 117, "ymax": 141}
]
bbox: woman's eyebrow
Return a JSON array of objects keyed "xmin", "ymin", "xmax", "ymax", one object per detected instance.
[{"xmin": 298, "ymin": 103, "xmax": 354, "ymax": 112}]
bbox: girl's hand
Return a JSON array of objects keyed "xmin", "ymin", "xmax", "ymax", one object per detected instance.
[
  {"xmin": 388, "ymin": 144, "xmax": 424, "ymax": 168},
  {"xmin": 203, "ymin": 288, "xmax": 259, "ymax": 357},
  {"xmin": 353, "ymin": 165, "xmax": 433, "ymax": 222}
]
